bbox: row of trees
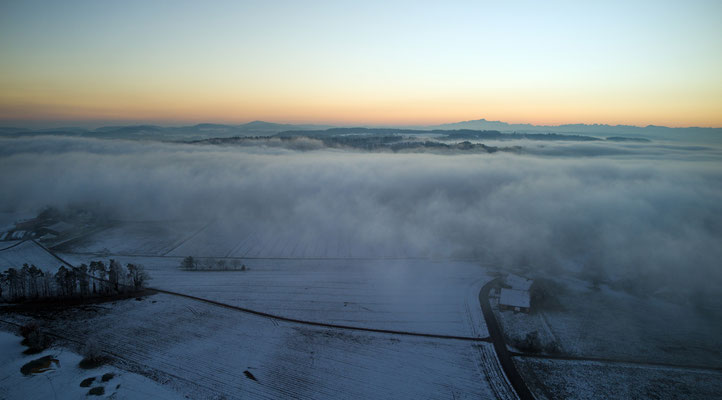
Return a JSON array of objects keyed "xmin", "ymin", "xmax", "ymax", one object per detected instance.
[
  {"xmin": 180, "ymin": 256, "xmax": 247, "ymax": 271},
  {"xmin": 0, "ymin": 260, "xmax": 149, "ymax": 303}
]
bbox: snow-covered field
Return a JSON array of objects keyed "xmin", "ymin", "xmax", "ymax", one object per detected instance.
[
  {"xmin": 58, "ymin": 221, "xmax": 207, "ymax": 256},
  {"xmin": 516, "ymin": 357, "xmax": 722, "ymax": 400},
  {"xmin": 69, "ymin": 220, "xmax": 436, "ymax": 259},
  {"xmin": 0, "ymin": 329, "xmax": 182, "ymax": 400},
  {"xmin": 0, "ymin": 240, "xmax": 71, "ymax": 272},
  {"xmin": 496, "ymin": 277, "xmax": 722, "ymax": 369},
  {"xmin": 1, "ymin": 293, "xmax": 507, "ymax": 399},
  {"xmin": 60, "ymin": 254, "xmax": 492, "ymax": 338}
]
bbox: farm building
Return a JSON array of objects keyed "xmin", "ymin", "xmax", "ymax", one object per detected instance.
[
  {"xmin": 505, "ymin": 273, "xmax": 533, "ymax": 291},
  {"xmin": 46, "ymin": 221, "xmax": 75, "ymax": 234},
  {"xmin": 499, "ymin": 288, "xmax": 531, "ymax": 313}
]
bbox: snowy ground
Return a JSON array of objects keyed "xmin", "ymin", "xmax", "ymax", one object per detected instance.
[
  {"xmin": 66, "ymin": 220, "xmax": 448, "ymax": 259},
  {"xmin": 516, "ymin": 357, "xmax": 722, "ymax": 400},
  {"xmin": 55, "ymin": 220, "xmax": 207, "ymax": 256},
  {"xmin": 1, "ymin": 293, "xmax": 507, "ymax": 399},
  {"xmin": 0, "ymin": 329, "xmax": 182, "ymax": 400},
  {"xmin": 54, "ymin": 219, "xmax": 494, "ymax": 339},
  {"xmin": 495, "ymin": 277, "xmax": 722, "ymax": 369},
  {"xmin": 0, "ymin": 240, "xmax": 71, "ymax": 272},
  {"xmin": 61, "ymin": 254, "xmax": 492, "ymax": 338}
]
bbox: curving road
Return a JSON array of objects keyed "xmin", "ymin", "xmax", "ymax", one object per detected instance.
[{"xmin": 34, "ymin": 239, "xmax": 542, "ymax": 398}]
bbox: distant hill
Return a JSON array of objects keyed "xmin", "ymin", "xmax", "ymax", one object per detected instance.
[
  {"xmin": 0, "ymin": 121, "xmax": 333, "ymax": 141},
  {"xmin": 273, "ymin": 128, "xmax": 632, "ymax": 143},
  {"xmin": 429, "ymin": 119, "xmax": 722, "ymax": 143},
  {"xmin": 2, "ymin": 118, "xmax": 719, "ymax": 143}
]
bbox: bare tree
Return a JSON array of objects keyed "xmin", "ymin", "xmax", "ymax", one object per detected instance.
[
  {"xmin": 180, "ymin": 256, "xmax": 196, "ymax": 270},
  {"xmin": 0, "ymin": 270, "xmax": 6, "ymax": 300},
  {"xmin": 126, "ymin": 263, "xmax": 149, "ymax": 290},
  {"xmin": 55, "ymin": 266, "xmax": 68, "ymax": 297},
  {"xmin": 203, "ymin": 258, "xmax": 216, "ymax": 270},
  {"xmin": 78, "ymin": 264, "xmax": 90, "ymax": 297},
  {"xmin": 108, "ymin": 259, "xmax": 122, "ymax": 293},
  {"xmin": 89, "ymin": 261, "xmax": 106, "ymax": 294},
  {"xmin": 6, "ymin": 268, "xmax": 21, "ymax": 301},
  {"xmin": 41, "ymin": 273, "xmax": 52, "ymax": 298}
]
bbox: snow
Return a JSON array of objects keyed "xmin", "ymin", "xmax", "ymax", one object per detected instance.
[
  {"xmin": 516, "ymin": 357, "xmax": 722, "ymax": 400},
  {"xmin": 63, "ymin": 221, "xmax": 206, "ymax": 256},
  {"xmin": 2, "ymin": 239, "xmax": 505, "ymax": 398},
  {"xmin": 505, "ymin": 273, "xmax": 533, "ymax": 291},
  {"xmin": 62, "ymin": 254, "xmax": 493, "ymax": 338},
  {"xmin": 499, "ymin": 288, "xmax": 530, "ymax": 309},
  {"xmin": 497, "ymin": 277, "xmax": 722, "ymax": 369},
  {"xmin": 1, "ymin": 293, "xmax": 501, "ymax": 399},
  {"xmin": 70, "ymin": 220, "xmax": 451, "ymax": 259},
  {"xmin": 0, "ymin": 240, "xmax": 71, "ymax": 272},
  {"xmin": 0, "ymin": 329, "xmax": 182, "ymax": 400}
]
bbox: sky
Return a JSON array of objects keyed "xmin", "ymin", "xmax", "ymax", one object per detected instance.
[{"xmin": 1, "ymin": 0, "xmax": 721, "ymax": 128}]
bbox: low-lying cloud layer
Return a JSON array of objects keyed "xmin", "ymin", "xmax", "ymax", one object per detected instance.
[{"xmin": 1, "ymin": 136, "xmax": 721, "ymax": 300}]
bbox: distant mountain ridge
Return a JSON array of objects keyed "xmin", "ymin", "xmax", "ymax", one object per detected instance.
[
  {"xmin": 429, "ymin": 119, "xmax": 722, "ymax": 142},
  {"xmin": 0, "ymin": 121, "xmax": 333, "ymax": 141},
  {"xmin": 1, "ymin": 118, "xmax": 720, "ymax": 143}
]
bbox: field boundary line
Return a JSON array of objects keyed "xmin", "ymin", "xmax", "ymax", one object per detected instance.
[
  {"xmin": 28, "ymin": 240, "xmax": 494, "ymax": 343},
  {"xmin": 510, "ymin": 351, "xmax": 722, "ymax": 373},
  {"xmin": 161, "ymin": 220, "xmax": 216, "ymax": 256},
  {"xmin": 151, "ymin": 287, "xmax": 493, "ymax": 343},
  {"xmin": 0, "ymin": 240, "xmax": 28, "ymax": 251}
]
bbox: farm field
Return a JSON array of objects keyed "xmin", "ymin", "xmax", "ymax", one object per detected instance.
[
  {"xmin": 60, "ymin": 254, "xmax": 492, "ymax": 338},
  {"xmin": 515, "ymin": 357, "xmax": 722, "ymax": 400},
  {"xmin": 495, "ymin": 278, "xmax": 722, "ymax": 369},
  {"xmin": 0, "ymin": 329, "xmax": 182, "ymax": 400},
  {"xmin": 1, "ymin": 293, "xmax": 510, "ymax": 400},
  {"xmin": 66, "ymin": 220, "xmax": 444, "ymax": 259},
  {"xmin": 57, "ymin": 221, "xmax": 207, "ymax": 256},
  {"xmin": 0, "ymin": 240, "xmax": 71, "ymax": 272}
]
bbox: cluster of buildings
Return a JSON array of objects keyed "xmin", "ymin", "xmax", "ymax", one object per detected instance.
[{"xmin": 0, "ymin": 215, "xmax": 76, "ymax": 243}]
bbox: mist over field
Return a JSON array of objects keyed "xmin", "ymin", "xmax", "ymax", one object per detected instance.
[{"xmin": 2, "ymin": 135, "xmax": 721, "ymax": 301}]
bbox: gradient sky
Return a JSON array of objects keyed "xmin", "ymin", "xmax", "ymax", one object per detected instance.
[{"xmin": 1, "ymin": 0, "xmax": 721, "ymax": 127}]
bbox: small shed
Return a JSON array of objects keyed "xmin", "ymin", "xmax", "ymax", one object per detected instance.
[{"xmin": 499, "ymin": 288, "xmax": 531, "ymax": 313}]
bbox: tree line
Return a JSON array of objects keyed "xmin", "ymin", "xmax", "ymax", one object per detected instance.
[
  {"xmin": 180, "ymin": 256, "xmax": 247, "ymax": 271},
  {"xmin": 0, "ymin": 260, "xmax": 149, "ymax": 303}
]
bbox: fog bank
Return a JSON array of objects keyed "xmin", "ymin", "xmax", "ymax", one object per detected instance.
[{"xmin": 1, "ymin": 136, "xmax": 721, "ymax": 299}]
